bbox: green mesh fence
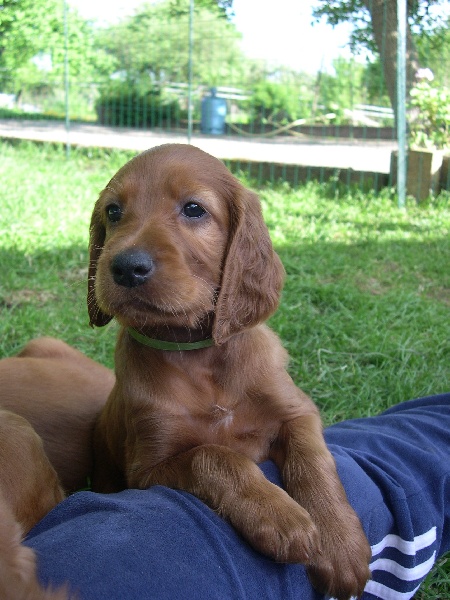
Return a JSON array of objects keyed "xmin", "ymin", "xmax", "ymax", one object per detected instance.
[{"xmin": 0, "ymin": 0, "xmax": 448, "ymax": 197}]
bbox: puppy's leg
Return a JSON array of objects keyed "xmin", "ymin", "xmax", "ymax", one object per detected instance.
[
  {"xmin": 0, "ymin": 410, "xmax": 65, "ymax": 533},
  {"xmin": 0, "ymin": 411, "xmax": 71, "ymax": 599},
  {"xmin": 0, "ymin": 495, "xmax": 71, "ymax": 600},
  {"xmin": 272, "ymin": 413, "xmax": 371, "ymax": 600},
  {"xmin": 133, "ymin": 444, "xmax": 320, "ymax": 564},
  {"xmin": 0, "ymin": 496, "xmax": 36, "ymax": 597}
]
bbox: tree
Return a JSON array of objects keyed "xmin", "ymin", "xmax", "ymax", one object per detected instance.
[
  {"xmin": 312, "ymin": 0, "xmax": 448, "ymax": 115},
  {"xmin": 0, "ymin": 0, "xmax": 115, "ymax": 118},
  {"xmin": 0, "ymin": 0, "xmax": 114, "ymax": 83},
  {"xmin": 316, "ymin": 57, "xmax": 369, "ymax": 121},
  {"xmin": 0, "ymin": 0, "xmax": 61, "ymax": 73},
  {"xmin": 93, "ymin": 0, "xmax": 253, "ymax": 127},
  {"xmin": 415, "ymin": 16, "xmax": 450, "ymax": 86},
  {"xmin": 95, "ymin": 0, "xmax": 247, "ymax": 87},
  {"xmin": 168, "ymin": 0, "xmax": 234, "ymax": 18}
]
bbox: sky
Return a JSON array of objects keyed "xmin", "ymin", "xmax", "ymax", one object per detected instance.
[{"xmin": 70, "ymin": 0, "xmax": 354, "ymax": 74}]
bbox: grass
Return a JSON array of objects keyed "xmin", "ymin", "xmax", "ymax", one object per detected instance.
[
  {"xmin": 0, "ymin": 139, "xmax": 449, "ymax": 597},
  {"xmin": 0, "ymin": 141, "xmax": 134, "ymax": 361},
  {"xmin": 259, "ymin": 182, "xmax": 450, "ymax": 423}
]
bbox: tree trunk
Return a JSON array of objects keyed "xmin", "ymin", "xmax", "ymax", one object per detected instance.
[{"xmin": 363, "ymin": 0, "xmax": 419, "ymax": 120}]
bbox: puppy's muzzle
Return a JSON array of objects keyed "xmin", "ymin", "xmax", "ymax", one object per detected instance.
[{"xmin": 111, "ymin": 249, "xmax": 154, "ymax": 288}]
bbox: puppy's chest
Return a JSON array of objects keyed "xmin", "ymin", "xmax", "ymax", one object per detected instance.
[
  {"xmin": 208, "ymin": 401, "xmax": 235, "ymax": 429},
  {"xmin": 169, "ymin": 377, "xmax": 281, "ymax": 461},
  {"xmin": 129, "ymin": 359, "xmax": 283, "ymax": 462},
  {"xmin": 202, "ymin": 391, "xmax": 245, "ymax": 437}
]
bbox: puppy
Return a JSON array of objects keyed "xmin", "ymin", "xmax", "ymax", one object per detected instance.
[
  {"xmin": 0, "ymin": 337, "xmax": 115, "ymax": 492},
  {"xmin": 0, "ymin": 338, "xmax": 112, "ymax": 598},
  {"xmin": 0, "ymin": 409, "xmax": 70, "ymax": 599},
  {"xmin": 88, "ymin": 143, "xmax": 371, "ymax": 599}
]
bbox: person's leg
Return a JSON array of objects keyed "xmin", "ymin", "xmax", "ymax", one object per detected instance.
[
  {"xmin": 25, "ymin": 484, "xmax": 315, "ymax": 600},
  {"xmin": 325, "ymin": 393, "xmax": 450, "ymax": 599},
  {"xmin": 25, "ymin": 394, "xmax": 450, "ymax": 600}
]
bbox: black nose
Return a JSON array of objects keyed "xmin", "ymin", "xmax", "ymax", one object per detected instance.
[{"xmin": 111, "ymin": 249, "xmax": 154, "ymax": 288}]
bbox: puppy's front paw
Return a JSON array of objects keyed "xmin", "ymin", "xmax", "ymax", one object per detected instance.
[
  {"xmin": 307, "ymin": 509, "xmax": 371, "ymax": 600},
  {"xmin": 231, "ymin": 482, "xmax": 320, "ymax": 564}
]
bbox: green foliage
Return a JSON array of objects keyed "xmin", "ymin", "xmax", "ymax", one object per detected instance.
[
  {"xmin": 52, "ymin": 11, "xmax": 116, "ymax": 83},
  {"xmin": 0, "ymin": 0, "xmax": 61, "ymax": 73},
  {"xmin": 248, "ymin": 81, "xmax": 301, "ymax": 124},
  {"xmin": 168, "ymin": 0, "xmax": 232, "ymax": 18},
  {"xmin": 0, "ymin": 0, "xmax": 113, "ymax": 84},
  {"xmin": 312, "ymin": 0, "xmax": 448, "ymax": 54},
  {"xmin": 308, "ymin": 57, "xmax": 391, "ymax": 125},
  {"xmin": 361, "ymin": 58, "xmax": 390, "ymax": 107},
  {"xmin": 313, "ymin": 0, "xmax": 373, "ymax": 53},
  {"xmin": 416, "ymin": 18, "xmax": 450, "ymax": 87},
  {"xmin": 244, "ymin": 56, "xmax": 393, "ymax": 128},
  {"xmin": 409, "ymin": 81, "xmax": 450, "ymax": 150},
  {"xmin": 95, "ymin": 82, "xmax": 186, "ymax": 128},
  {"xmin": 95, "ymin": 0, "xmax": 246, "ymax": 87},
  {"xmin": 87, "ymin": 0, "xmax": 254, "ymax": 127},
  {"xmin": 0, "ymin": 1, "xmax": 114, "ymax": 119},
  {"xmin": 316, "ymin": 58, "xmax": 365, "ymax": 122},
  {"xmin": 312, "ymin": 0, "xmax": 449, "ymax": 113}
]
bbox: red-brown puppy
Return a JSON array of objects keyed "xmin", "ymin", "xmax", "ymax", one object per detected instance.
[
  {"xmin": 88, "ymin": 143, "xmax": 371, "ymax": 599},
  {"xmin": 0, "ymin": 409, "xmax": 70, "ymax": 599},
  {"xmin": 0, "ymin": 337, "xmax": 115, "ymax": 492},
  {"xmin": 0, "ymin": 338, "xmax": 113, "ymax": 598}
]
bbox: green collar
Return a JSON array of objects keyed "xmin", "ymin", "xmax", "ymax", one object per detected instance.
[{"xmin": 127, "ymin": 327, "xmax": 214, "ymax": 351}]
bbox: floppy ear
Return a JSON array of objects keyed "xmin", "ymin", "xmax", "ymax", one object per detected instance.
[
  {"xmin": 213, "ymin": 187, "xmax": 285, "ymax": 345},
  {"xmin": 87, "ymin": 203, "xmax": 112, "ymax": 328}
]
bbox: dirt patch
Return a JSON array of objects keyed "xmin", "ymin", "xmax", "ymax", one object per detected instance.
[
  {"xmin": 355, "ymin": 277, "xmax": 391, "ymax": 296},
  {"xmin": 0, "ymin": 288, "xmax": 58, "ymax": 308},
  {"xmin": 427, "ymin": 287, "xmax": 450, "ymax": 306}
]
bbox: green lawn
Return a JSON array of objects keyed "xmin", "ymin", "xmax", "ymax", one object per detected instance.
[{"xmin": 0, "ymin": 139, "xmax": 449, "ymax": 597}]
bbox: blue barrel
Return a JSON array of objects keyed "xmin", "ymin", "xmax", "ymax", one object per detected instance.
[{"xmin": 201, "ymin": 88, "xmax": 227, "ymax": 135}]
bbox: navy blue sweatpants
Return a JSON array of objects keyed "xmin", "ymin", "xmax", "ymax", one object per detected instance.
[{"xmin": 25, "ymin": 394, "xmax": 450, "ymax": 599}]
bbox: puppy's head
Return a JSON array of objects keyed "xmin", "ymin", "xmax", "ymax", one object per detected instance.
[{"xmin": 88, "ymin": 144, "xmax": 284, "ymax": 344}]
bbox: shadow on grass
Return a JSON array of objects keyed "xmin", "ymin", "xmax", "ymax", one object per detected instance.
[
  {"xmin": 1, "ymin": 234, "xmax": 450, "ymax": 412},
  {"xmin": 273, "ymin": 235, "xmax": 450, "ymax": 419},
  {"xmin": 0, "ymin": 243, "xmax": 117, "ymax": 367}
]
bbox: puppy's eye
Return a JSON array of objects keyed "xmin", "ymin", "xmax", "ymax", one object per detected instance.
[
  {"xmin": 182, "ymin": 202, "xmax": 206, "ymax": 219},
  {"xmin": 106, "ymin": 204, "xmax": 122, "ymax": 223}
]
